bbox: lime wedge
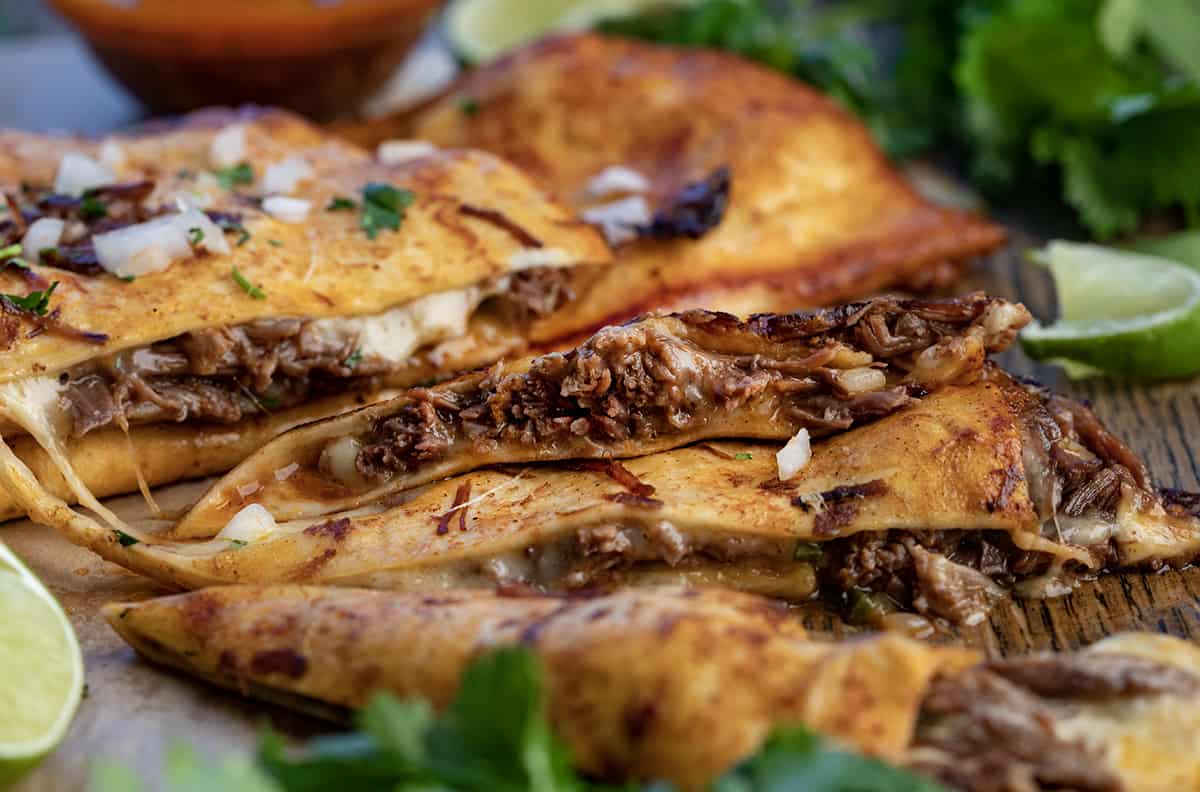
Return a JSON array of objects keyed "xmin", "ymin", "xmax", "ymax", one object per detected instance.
[
  {"xmin": 1020, "ymin": 240, "xmax": 1200, "ymax": 380},
  {"xmin": 0, "ymin": 540, "xmax": 83, "ymax": 787},
  {"xmin": 445, "ymin": 0, "xmax": 699, "ymax": 63}
]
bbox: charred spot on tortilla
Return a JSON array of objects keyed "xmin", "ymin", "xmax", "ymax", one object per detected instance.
[
  {"xmin": 302, "ymin": 517, "xmax": 352, "ymax": 541},
  {"xmin": 458, "ymin": 203, "xmax": 543, "ymax": 248},
  {"xmin": 637, "ymin": 166, "xmax": 730, "ymax": 241}
]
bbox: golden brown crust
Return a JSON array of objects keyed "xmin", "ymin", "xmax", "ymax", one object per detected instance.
[
  {"xmin": 353, "ymin": 33, "xmax": 1006, "ymax": 339},
  {"xmin": 103, "ymin": 585, "xmax": 975, "ymax": 788},
  {"xmin": 0, "ymin": 107, "xmax": 609, "ymax": 381}
]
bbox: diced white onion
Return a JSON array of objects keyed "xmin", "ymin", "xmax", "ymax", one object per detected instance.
[
  {"xmin": 261, "ymin": 156, "xmax": 313, "ymax": 195},
  {"xmin": 21, "ymin": 218, "xmax": 64, "ymax": 254},
  {"xmin": 209, "ymin": 123, "xmax": 246, "ymax": 168},
  {"xmin": 92, "ymin": 205, "xmax": 228, "ymax": 277},
  {"xmin": 93, "ymin": 215, "xmax": 191, "ymax": 277},
  {"xmin": 319, "ymin": 436, "xmax": 366, "ymax": 487},
  {"xmin": 776, "ymin": 428, "xmax": 811, "ymax": 482},
  {"xmin": 98, "ymin": 139, "xmax": 127, "ymax": 172},
  {"xmin": 53, "ymin": 152, "xmax": 115, "ymax": 197},
  {"xmin": 262, "ymin": 196, "xmax": 311, "ymax": 223},
  {"xmin": 582, "ymin": 195, "xmax": 651, "ymax": 246},
  {"xmin": 175, "ymin": 205, "xmax": 230, "ymax": 255},
  {"xmin": 586, "ymin": 165, "xmax": 650, "ymax": 198},
  {"xmin": 836, "ymin": 367, "xmax": 886, "ymax": 394},
  {"xmin": 216, "ymin": 503, "xmax": 277, "ymax": 544},
  {"xmin": 376, "ymin": 139, "xmax": 437, "ymax": 165}
]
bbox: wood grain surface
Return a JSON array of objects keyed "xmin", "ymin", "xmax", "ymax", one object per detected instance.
[{"xmin": 7, "ymin": 226, "xmax": 1200, "ymax": 791}]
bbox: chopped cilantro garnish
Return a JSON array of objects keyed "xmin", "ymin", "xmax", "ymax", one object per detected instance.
[
  {"xmin": 228, "ymin": 539, "xmax": 248, "ymax": 548},
  {"xmin": 1, "ymin": 281, "xmax": 58, "ymax": 315},
  {"xmin": 216, "ymin": 217, "xmax": 251, "ymax": 246},
  {"xmin": 359, "ymin": 182, "xmax": 415, "ymax": 240},
  {"xmin": 734, "ymin": 452, "xmax": 754, "ymax": 461},
  {"xmin": 175, "ymin": 168, "xmax": 196, "ymax": 180},
  {"xmin": 79, "ymin": 193, "xmax": 108, "ymax": 220},
  {"xmin": 113, "ymin": 529, "xmax": 139, "ymax": 547},
  {"xmin": 0, "ymin": 243, "xmax": 22, "ymax": 260},
  {"xmin": 259, "ymin": 396, "xmax": 281, "ymax": 410},
  {"xmin": 267, "ymin": 239, "xmax": 283, "ymax": 248},
  {"xmin": 187, "ymin": 227, "xmax": 204, "ymax": 246},
  {"xmin": 457, "ymin": 96, "xmax": 481, "ymax": 116},
  {"xmin": 231, "ymin": 267, "xmax": 266, "ymax": 300},
  {"xmin": 213, "ymin": 162, "xmax": 255, "ymax": 191},
  {"xmin": 343, "ymin": 348, "xmax": 363, "ymax": 368},
  {"xmin": 326, "ymin": 196, "xmax": 356, "ymax": 211}
]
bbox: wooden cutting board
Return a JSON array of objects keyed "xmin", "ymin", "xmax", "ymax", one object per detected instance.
[{"xmin": 8, "ymin": 229, "xmax": 1200, "ymax": 791}]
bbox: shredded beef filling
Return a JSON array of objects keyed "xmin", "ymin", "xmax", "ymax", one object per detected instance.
[
  {"xmin": 502, "ymin": 374, "xmax": 1175, "ymax": 623},
  {"xmin": 58, "ymin": 268, "xmax": 576, "ymax": 437},
  {"xmin": 911, "ymin": 652, "xmax": 1199, "ymax": 791},
  {"xmin": 910, "ymin": 665, "xmax": 1124, "ymax": 792},
  {"xmin": 355, "ymin": 294, "xmax": 1024, "ymax": 480}
]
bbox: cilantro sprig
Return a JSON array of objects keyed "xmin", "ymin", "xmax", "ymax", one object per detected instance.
[
  {"xmin": 90, "ymin": 647, "xmax": 945, "ymax": 792},
  {"xmin": 2, "ymin": 281, "xmax": 58, "ymax": 315},
  {"xmin": 80, "ymin": 192, "xmax": 108, "ymax": 220},
  {"xmin": 213, "ymin": 162, "xmax": 255, "ymax": 191},
  {"xmin": 231, "ymin": 267, "xmax": 266, "ymax": 300},
  {"xmin": 359, "ymin": 182, "xmax": 415, "ymax": 240}
]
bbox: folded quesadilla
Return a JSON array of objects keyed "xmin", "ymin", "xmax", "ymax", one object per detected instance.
[
  {"xmin": 339, "ymin": 33, "xmax": 1007, "ymax": 337},
  {"xmin": 105, "ymin": 585, "xmax": 1200, "ymax": 791},
  {"xmin": 0, "ymin": 107, "xmax": 609, "ymax": 520},
  {"xmin": 174, "ymin": 292, "xmax": 1029, "ymax": 535},
  {"xmin": 11, "ymin": 295, "xmax": 1195, "ymax": 623}
]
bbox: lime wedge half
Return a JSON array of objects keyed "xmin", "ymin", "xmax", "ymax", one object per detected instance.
[
  {"xmin": 1020, "ymin": 240, "xmax": 1200, "ymax": 380},
  {"xmin": 446, "ymin": 0, "xmax": 698, "ymax": 64},
  {"xmin": 0, "ymin": 540, "xmax": 83, "ymax": 787}
]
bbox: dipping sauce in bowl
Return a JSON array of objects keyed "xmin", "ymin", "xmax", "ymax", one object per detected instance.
[{"xmin": 50, "ymin": 0, "xmax": 446, "ymax": 120}]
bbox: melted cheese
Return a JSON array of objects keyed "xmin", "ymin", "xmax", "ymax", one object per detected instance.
[
  {"xmin": 0, "ymin": 377, "xmax": 128, "ymax": 531},
  {"xmin": 314, "ymin": 284, "xmax": 486, "ymax": 365}
]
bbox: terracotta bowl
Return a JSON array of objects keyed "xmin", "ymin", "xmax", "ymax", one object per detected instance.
[{"xmin": 49, "ymin": 0, "xmax": 446, "ymax": 121}]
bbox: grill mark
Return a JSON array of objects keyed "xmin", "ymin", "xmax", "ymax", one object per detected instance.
[{"xmin": 459, "ymin": 203, "xmax": 544, "ymax": 248}]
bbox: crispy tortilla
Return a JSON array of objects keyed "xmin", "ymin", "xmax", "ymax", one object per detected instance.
[
  {"xmin": 0, "ymin": 106, "xmax": 608, "ymax": 522},
  {"xmin": 103, "ymin": 585, "xmax": 975, "ymax": 789},
  {"xmin": 104, "ymin": 584, "xmax": 1200, "ymax": 790},
  {"xmin": 174, "ymin": 293, "xmax": 1028, "ymax": 534},
  {"xmin": 340, "ymin": 33, "xmax": 1007, "ymax": 339},
  {"xmin": 18, "ymin": 362, "xmax": 1200, "ymax": 620}
]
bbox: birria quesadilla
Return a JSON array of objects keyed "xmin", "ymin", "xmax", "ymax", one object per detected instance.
[
  {"xmin": 10, "ymin": 294, "xmax": 1196, "ymax": 624},
  {"xmin": 0, "ymin": 107, "xmax": 610, "ymax": 520},
  {"xmin": 341, "ymin": 33, "xmax": 1007, "ymax": 333},
  {"xmin": 105, "ymin": 585, "xmax": 1200, "ymax": 791}
]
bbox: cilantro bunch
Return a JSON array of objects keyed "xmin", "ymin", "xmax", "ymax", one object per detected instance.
[
  {"xmin": 599, "ymin": 0, "xmax": 1200, "ymax": 239},
  {"xmin": 90, "ymin": 647, "xmax": 944, "ymax": 792}
]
